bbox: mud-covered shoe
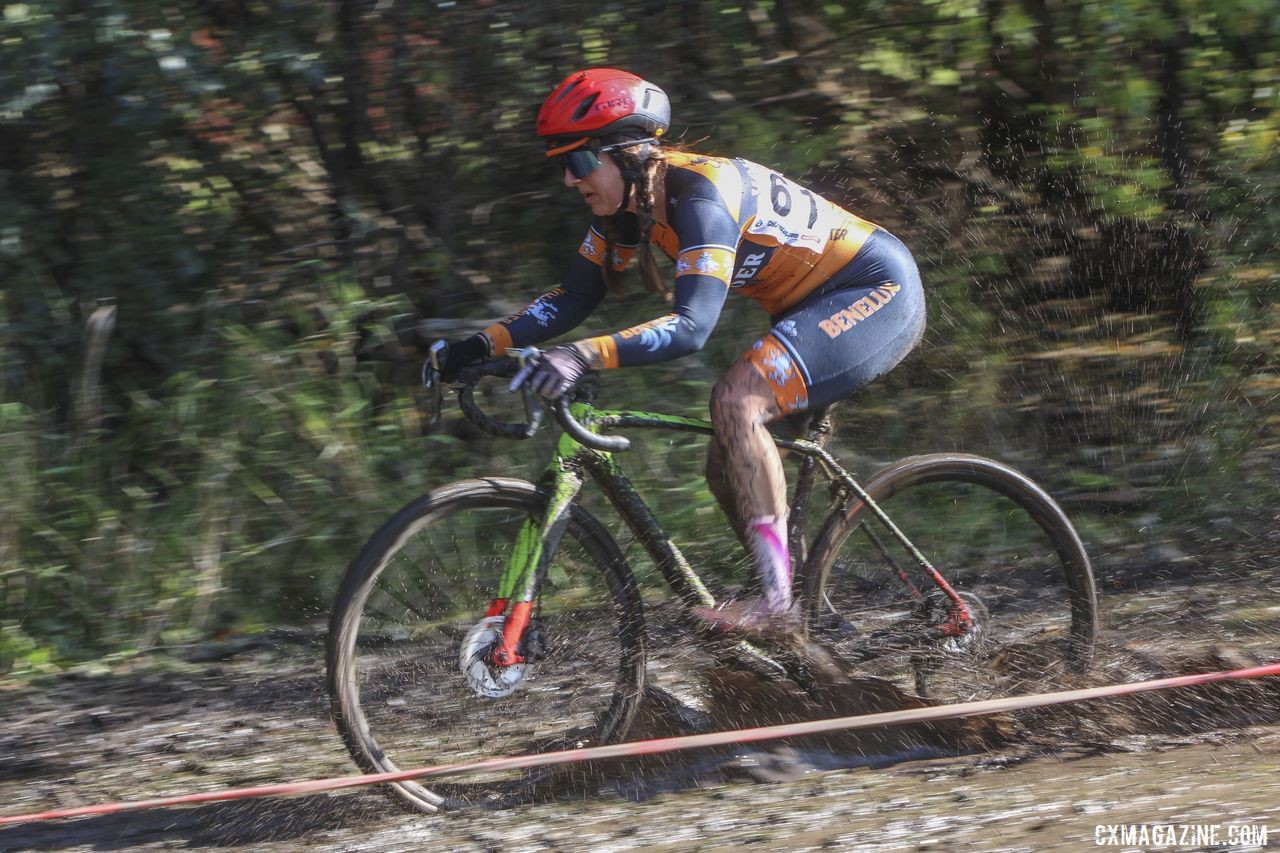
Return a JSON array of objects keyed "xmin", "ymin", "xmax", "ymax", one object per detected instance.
[
  {"xmin": 691, "ymin": 597, "xmax": 801, "ymax": 641},
  {"xmin": 695, "ymin": 599, "xmax": 853, "ymax": 691}
]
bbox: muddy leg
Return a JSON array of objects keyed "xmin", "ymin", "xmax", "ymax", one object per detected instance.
[
  {"xmin": 709, "ymin": 359, "xmax": 791, "ymax": 613},
  {"xmin": 705, "ymin": 437, "xmax": 745, "ymax": 543}
]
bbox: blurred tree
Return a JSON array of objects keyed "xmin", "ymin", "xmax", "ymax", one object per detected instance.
[{"xmin": 0, "ymin": 0, "xmax": 1274, "ymax": 671}]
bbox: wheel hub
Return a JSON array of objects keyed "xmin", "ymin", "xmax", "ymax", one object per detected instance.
[
  {"xmin": 919, "ymin": 590, "xmax": 990, "ymax": 655},
  {"xmin": 459, "ymin": 616, "xmax": 528, "ymax": 698}
]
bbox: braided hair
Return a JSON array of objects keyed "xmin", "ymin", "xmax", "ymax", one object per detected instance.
[{"xmin": 599, "ymin": 140, "xmax": 671, "ymax": 300}]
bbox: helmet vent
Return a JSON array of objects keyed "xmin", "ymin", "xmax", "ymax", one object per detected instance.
[
  {"xmin": 571, "ymin": 93, "xmax": 599, "ymax": 122},
  {"xmin": 553, "ymin": 78, "xmax": 581, "ymax": 104}
]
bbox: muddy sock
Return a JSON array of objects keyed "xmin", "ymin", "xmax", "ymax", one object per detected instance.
[{"xmin": 746, "ymin": 515, "xmax": 792, "ymax": 613}]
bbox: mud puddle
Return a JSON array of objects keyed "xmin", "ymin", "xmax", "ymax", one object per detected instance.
[{"xmin": 1, "ymin": 568, "xmax": 1278, "ymax": 852}]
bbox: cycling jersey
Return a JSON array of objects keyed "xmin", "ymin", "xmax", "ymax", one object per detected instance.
[
  {"xmin": 480, "ymin": 151, "xmax": 879, "ymax": 366},
  {"xmin": 476, "ymin": 150, "xmax": 925, "ymax": 413}
]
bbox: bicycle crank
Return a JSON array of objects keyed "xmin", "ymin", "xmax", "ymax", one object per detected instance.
[{"xmin": 459, "ymin": 616, "xmax": 528, "ymax": 698}]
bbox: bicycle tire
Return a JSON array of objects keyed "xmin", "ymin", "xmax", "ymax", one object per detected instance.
[
  {"xmin": 327, "ymin": 477, "xmax": 646, "ymax": 813},
  {"xmin": 804, "ymin": 453, "xmax": 1098, "ymax": 703}
]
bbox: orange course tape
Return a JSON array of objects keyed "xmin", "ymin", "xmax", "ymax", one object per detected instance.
[{"xmin": 3, "ymin": 660, "xmax": 1278, "ymax": 825}]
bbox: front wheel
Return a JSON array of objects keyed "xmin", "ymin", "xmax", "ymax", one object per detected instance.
[
  {"xmin": 804, "ymin": 454, "xmax": 1098, "ymax": 704},
  {"xmin": 327, "ymin": 477, "xmax": 646, "ymax": 813}
]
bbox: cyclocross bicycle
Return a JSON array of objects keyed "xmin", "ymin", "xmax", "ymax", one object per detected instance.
[{"xmin": 327, "ymin": 346, "xmax": 1099, "ymax": 813}]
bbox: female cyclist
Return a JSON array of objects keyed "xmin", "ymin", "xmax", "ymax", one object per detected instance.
[{"xmin": 437, "ymin": 68, "xmax": 926, "ymax": 633}]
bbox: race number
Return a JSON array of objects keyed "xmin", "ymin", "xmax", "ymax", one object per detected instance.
[{"xmin": 745, "ymin": 163, "xmax": 832, "ymax": 253}]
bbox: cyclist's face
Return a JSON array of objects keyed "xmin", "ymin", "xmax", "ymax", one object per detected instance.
[{"xmin": 563, "ymin": 152, "xmax": 625, "ymax": 216}]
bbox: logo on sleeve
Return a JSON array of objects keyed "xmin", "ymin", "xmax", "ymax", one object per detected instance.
[
  {"xmin": 674, "ymin": 247, "xmax": 735, "ymax": 286},
  {"xmin": 525, "ymin": 293, "xmax": 560, "ymax": 327},
  {"xmin": 618, "ymin": 314, "xmax": 684, "ymax": 352},
  {"xmin": 579, "ymin": 232, "xmax": 602, "ymax": 259}
]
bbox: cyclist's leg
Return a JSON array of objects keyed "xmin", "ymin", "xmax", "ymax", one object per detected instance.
[
  {"xmin": 704, "ymin": 411, "xmax": 807, "ymax": 543},
  {"xmin": 711, "ymin": 230, "xmax": 927, "ymax": 622},
  {"xmin": 708, "ymin": 361, "xmax": 793, "ymax": 615},
  {"xmin": 704, "ymin": 441, "xmax": 743, "ymax": 542}
]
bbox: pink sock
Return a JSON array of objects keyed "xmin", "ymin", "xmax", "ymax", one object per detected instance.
[{"xmin": 746, "ymin": 516, "xmax": 792, "ymax": 614}]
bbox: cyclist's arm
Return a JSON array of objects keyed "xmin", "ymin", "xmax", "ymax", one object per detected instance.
[
  {"xmin": 578, "ymin": 194, "xmax": 738, "ymax": 368},
  {"xmin": 478, "ymin": 260, "xmax": 603, "ymax": 355},
  {"xmin": 479, "ymin": 221, "xmax": 640, "ymax": 355}
]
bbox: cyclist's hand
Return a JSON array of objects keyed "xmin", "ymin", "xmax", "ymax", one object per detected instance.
[
  {"xmin": 427, "ymin": 335, "xmax": 488, "ymax": 386},
  {"xmin": 515, "ymin": 345, "xmax": 589, "ymax": 400}
]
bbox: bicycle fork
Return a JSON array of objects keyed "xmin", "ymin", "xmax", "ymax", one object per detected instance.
[{"xmin": 486, "ymin": 456, "xmax": 587, "ymax": 668}]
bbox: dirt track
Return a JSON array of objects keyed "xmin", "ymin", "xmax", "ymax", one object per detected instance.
[{"xmin": 3, "ymin": 555, "xmax": 1279, "ymax": 852}]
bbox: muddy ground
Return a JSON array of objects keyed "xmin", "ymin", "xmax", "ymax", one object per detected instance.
[{"xmin": 2, "ymin": 543, "xmax": 1279, "ymax": 852}]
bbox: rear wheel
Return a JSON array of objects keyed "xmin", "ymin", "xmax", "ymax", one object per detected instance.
[
  {"xmin": 327, "ymin": 478, "xmax": 646, "ymax": 813},
  {"xmin": 804, "ymin": 454, "xmax": 1098, "ymax": 703}
]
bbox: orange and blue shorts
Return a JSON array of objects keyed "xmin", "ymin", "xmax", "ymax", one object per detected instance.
[{"xmin": 744, "ymin": 229, "xmax": 926, "ymax": 415}]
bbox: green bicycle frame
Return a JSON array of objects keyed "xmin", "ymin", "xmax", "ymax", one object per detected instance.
[
  {"xmin": 486, "ymin": 403, "xmax": 713, "ymax": 665},
  {"xmin": 484, "ymin": 398, "xmax": 974, "ymax": 668}
]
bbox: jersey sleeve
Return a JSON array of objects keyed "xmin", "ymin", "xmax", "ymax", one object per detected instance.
[
  {"xmin": 479, "ymin": 254, "xmax": 607, "ymax": 354},
  {"xmin": 480, "ymin": 215, "xmax": 645, "ymax": 353},
  {"xmin": 582, "ymin": 173, "xmax": 742, "ymax": 368},
  {"xmin": 576, "ymin": 219, "xmax": 640, "ymax": 273}
]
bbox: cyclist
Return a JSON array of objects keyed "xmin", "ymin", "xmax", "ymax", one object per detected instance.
[{"xmin": 436, "ymin": 68, "xmax": 925, "ymax": 633}]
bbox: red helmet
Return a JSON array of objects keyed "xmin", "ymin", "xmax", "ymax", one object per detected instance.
[{"xmin": 537, "ymin": 68, "xmax": 670, "ymax": 144}]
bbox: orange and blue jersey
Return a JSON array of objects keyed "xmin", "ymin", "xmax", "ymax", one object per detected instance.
[{"xmin": 481, "ymin": 151, "xmax": 881, "ymax": 365}]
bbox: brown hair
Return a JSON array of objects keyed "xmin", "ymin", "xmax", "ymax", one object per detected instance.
[{"xmin": 600, "ymin": 144, "xmax": 672, "ymax": 300}]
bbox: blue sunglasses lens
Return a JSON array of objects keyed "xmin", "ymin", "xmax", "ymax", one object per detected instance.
[{"xmin": 559, "ymin": 149, "xmax": 601, "ymax": 178}]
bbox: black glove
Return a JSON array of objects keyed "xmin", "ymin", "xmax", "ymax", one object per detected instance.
[
  {"xmin": 428, "ymin": 335, "xmax": 488, "ymax": 385},
  {"xmin": 520, "ymin": 345, "xmax": 590, "ymax": 400}
]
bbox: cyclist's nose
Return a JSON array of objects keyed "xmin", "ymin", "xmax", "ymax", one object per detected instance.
[{"xmin": 563, "ymin": 168, "xmax": 581, "ymax": 187}]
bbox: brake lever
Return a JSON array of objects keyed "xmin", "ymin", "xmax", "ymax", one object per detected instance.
[
  {"xmin": 509, "ymin": 346, "xmax": 545, "ymax": 439},
  {"xmin": 425, "ymin": 340, "xmax": 447, "ymax": 426}
]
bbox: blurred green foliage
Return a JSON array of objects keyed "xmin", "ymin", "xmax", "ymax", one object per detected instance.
[{"xmin": 1, "ymin": 0, "xmax": 1276, "ymax": 676}]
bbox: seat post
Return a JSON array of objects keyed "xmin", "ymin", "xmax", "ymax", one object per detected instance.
[{"xmin": 805, "ymin": 405, "xmax": 834, "ymax": 446}]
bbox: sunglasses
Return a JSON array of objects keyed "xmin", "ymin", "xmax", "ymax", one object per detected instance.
[{"xmin": 549, "ymin": 137, "xmax": 658, "ymax": 179}]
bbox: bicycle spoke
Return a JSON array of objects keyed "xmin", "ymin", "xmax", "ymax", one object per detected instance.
[
  {"xmin": 807, "ymin": 455, "xmax": 1096, "ymax": 704},
  {"xmin": 328, "ymin": 480, "xmax": 644, "ymax": 813}
]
